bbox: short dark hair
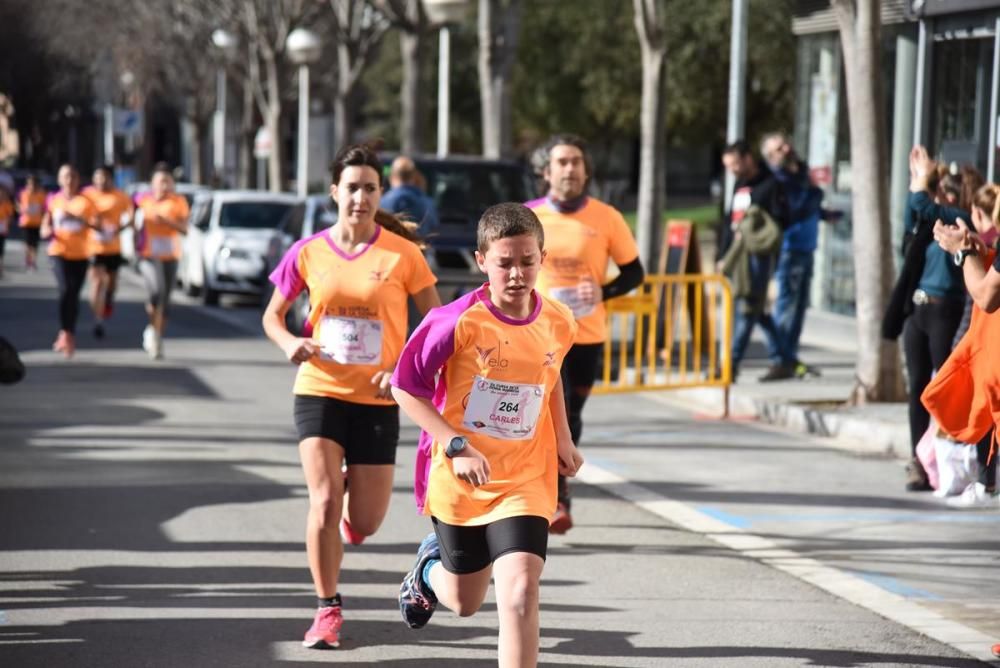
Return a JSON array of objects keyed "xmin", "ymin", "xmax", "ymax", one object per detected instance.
[
  {"xmin": 152, "ymin": 162, "xmax": 173, "ymax": 178},
  {"xmin": 477, "ymin": 203, "xmax": 544, "ymax": 253},
  {"xmin": 95, "ymin": 164, "xmax": 115, "ymax": 177},
  {"xmin": 723, "ymin": 140, "xmax": 752, "ymax": 158},
  {"xmin": 542, "ymin": 133, "xmax": 593, "ymax": 180},
  {"xmin": 330, "ymin": 140, "xmax": 385, "ymax": 187}
]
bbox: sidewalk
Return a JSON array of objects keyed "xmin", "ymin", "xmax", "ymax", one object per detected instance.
[{"xmin": 666, "ymin": 307, "xmax": 912, "ymax": 459}]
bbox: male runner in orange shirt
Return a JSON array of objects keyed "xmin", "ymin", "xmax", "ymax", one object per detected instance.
[{"xmin": 528, "ymin": 134, "xmax": 645, "ymax": 533}]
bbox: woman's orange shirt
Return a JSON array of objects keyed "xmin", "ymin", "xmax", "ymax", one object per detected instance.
[{"xmin": 47, "ymin": 193, "xmax": 98, "ymax": 260}]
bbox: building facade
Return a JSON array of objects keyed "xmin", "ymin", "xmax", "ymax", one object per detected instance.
[{"xmin": 793, "ymin": 0, "xmax": 1000, "ymax": 314}]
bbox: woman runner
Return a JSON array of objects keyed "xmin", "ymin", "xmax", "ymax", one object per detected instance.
[
  {"xmin": 40, "ymin": 165, "xmax": 99, "ymax": 358},
  {"xmin": 262, "ymin": 143, "xmax": 440, "ymax": 649}
]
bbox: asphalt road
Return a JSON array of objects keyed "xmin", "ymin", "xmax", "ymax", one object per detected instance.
[{"xmin": 0, "ymin": 240, "xmax": 994, "ymax": 667}]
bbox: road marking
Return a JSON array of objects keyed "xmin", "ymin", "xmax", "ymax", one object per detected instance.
[{"xmin": 577, "ymin": 462, "xmax": 1000, "ymax": 667}]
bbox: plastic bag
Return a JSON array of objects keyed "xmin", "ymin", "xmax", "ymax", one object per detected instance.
[
  {"xmin": 915, "ymin": 423, "xmax": 939, "ymax": 490},
  {"xmin": 933, "ymin": 433, "xmax": 979, "ymax": 497}
]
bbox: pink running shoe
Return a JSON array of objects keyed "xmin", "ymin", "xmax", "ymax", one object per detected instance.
[
  {"xmin": 549, "ymin": 502, "xmax": 573, "ymax": 535},
  {"xmin": 302, "ymin": 605, "xmax": 342, "ymax": 649},
  {"xmin": 340, "ymin": 516, "xmax": 365, "ymax": 546}
]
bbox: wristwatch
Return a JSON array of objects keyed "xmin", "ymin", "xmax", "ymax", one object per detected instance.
[
  {"xmin": 445, "ymin": 435, "xmax": 469, "ymax": 458},
  {"xmin": 954, "ymin": 248, "xmax": 979, "ymax": 267}
]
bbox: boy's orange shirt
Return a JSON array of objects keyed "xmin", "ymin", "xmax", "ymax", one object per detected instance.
[
  {"xmin": 138, "ymin": 194, "xmax": 190, "ymax": 260},
  {"xmin": 269, "ymin": 226, "xmax": 437, "ymax": 406},
  {"xmin": 529, "ymin": 197, "xmax": 639, "ymax": 344},
  {"xmin": 83, "ymin": 186, "xmax": 132, "ymax": 256},
  {"xmin": 47, "ymin": 193, "xmax": 98, "ymax": 260},
  {"xmin": 392, "ymin": 286, "xmax": 577, "ymax": 525},
  {"xmin": 18, "ymin": 190, "xmax": 46, "ymax": 228}
]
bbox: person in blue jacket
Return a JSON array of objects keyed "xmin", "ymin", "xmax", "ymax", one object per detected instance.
[
  {"xmin": 381, "ymin": 156, "xmax": 439, "ymax": 237},
  {"xmin": 758, "ymin": 133, "xmax": 840, "ymax": 381}
]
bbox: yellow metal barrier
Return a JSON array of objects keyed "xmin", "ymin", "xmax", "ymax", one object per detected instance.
[{"xmin": 593, "ymin": 274, "xmax": 733, "ymax": 394}]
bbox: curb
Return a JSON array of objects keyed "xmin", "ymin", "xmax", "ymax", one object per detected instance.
[{"xmin": 646, "ymin": 385, "xmax": 912, "ymax": 459}]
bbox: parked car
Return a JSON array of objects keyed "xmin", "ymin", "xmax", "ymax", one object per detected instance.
[
  {"xmin": 179, "ymin": 190, "xmax": 303, "ymax": 305},
  {"xmin": 261, "ymin": 194, "xmax": 338, "ymax": 331},
  {"xmin": 121, "ymin": 182, "xmax": 210, "ymax": 264}
]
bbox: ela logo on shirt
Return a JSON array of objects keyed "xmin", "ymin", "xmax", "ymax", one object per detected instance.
[
  {"xmin": 475, "ymin": 342, "xmax": 509, "ymax": 369},
  {"xmin": 369, "ymin": 269, "xmax": 388, "ymax": 282},
  {"xmin": 543, "ymin": 351, "xmax": 556, "ymax": 367}
]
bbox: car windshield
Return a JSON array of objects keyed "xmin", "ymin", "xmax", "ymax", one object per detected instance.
[
  {"xmin": 421, "ymin": 164, "xmax": 530, "ymax": 223},
  {"xmin": 220, "ymin": 202, "xmax": 294, "ymax": 229}
]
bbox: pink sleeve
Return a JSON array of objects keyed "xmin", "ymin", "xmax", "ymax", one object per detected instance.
[
  {"xmin": 391, "ymin": 296, "xmax": 471, "ymax": 399},
  {"xmin": 268, "ymin": 238, "xmax": 309, "ymax": 301}
]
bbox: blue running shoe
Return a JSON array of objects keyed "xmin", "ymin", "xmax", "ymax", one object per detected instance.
[{"xmin": 399, "ymin": 532, "xmax": 440, "ymax": 629}]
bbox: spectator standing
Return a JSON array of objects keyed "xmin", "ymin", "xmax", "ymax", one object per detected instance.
[
  {"xmin": 382, "ymin": 156, "xmax": 439, "ymax": 237},
  {"xmin": 717, "ymin": 140, "xmax": 791, "ymax": 381},
  {"xmin": 888, "ymin": 146, "xmax": 973, "ymax": 491},
  {"xmin": 759, "ymin": 132, "xmax": 836, "ymax": 379}
]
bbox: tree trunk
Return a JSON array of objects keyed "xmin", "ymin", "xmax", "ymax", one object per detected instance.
[
  {"xmin": 478, "ymin": 0, "xmax": 521, "ymax": 159},
  {"xmin": 335, "ymin": 44, "xmax": 353, "ymax": 153},
  {"xmin": 238, "ymin": 78, "xmax": 254, "ymax": 189},
  {"xmin": 264, "ymin": 54, "xmax": 284, "ymax": 192},
  {"xmin": 832, "ymin": 0, "xmax": 906, "ymax": 402},
  {"xmin": 189, "ymin": 117, "xmax": 206, "ymax": 185},
  {"xmin": 632, "ymin": 0, "xmax": 667, "ymax": 270},
  {"xmin": 400, "ymin": 22, "xmax": 423, "ymax": 155}
]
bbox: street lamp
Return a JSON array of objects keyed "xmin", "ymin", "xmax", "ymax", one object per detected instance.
[
  {"xmin": 286, "ymin": 28, "xmax": 322, "ymax": 198},
  {"xmin": 211, "ymin": 29, "xmax": 239, "ymax": 186},
  {"xmin": 423, "ymin": 0, "xmax": 470, "ymax": 157}
]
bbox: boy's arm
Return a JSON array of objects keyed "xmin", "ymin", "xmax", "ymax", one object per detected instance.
[
  {"xmin": 392, "ymin": 385, "xmax": 492, "ymax": 486},
  {"xmin": 549, "ymin": 376, "xmax": 583, "ymax": 477}
]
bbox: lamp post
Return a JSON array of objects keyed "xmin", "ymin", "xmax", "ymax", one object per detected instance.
[
  {"xmin": 423, "ymin": 0, "xmax": 470, "ymax": 158},
  {"xmin": 286, "ymin": 28, "xmax": 322, "ymax": 198},
  {"xmin": 211, "ymin": 29, "xmax": 238, "ymax": 186}
]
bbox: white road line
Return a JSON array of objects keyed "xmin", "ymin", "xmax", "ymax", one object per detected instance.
[{"xmin": 576, "ymin": 462, "xmax": 1000, "ymax": 666}]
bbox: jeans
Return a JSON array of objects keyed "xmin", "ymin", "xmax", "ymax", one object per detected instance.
[
  {"xmin": 760, "ymin": 249, "xmax": 814, "ymax": 365},
  {"xmin": 731, "ymin": 254, "xmax": 787, "ymax": 369}
]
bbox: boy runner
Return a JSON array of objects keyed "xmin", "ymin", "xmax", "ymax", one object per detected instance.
[{"xmin": 392, "ymin": 202, "xmax": 583, "ymax": 668}]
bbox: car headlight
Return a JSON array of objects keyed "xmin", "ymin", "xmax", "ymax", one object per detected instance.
[{"xmin": 219, "ymin": 246, "xmax": 252, "ymax": 260}]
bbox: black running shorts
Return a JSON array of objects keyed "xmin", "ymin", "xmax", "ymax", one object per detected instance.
[
  {"xmin": 91, "ymin": 253, "xmax": 124, "ymax": 272},
  {"xmin": 23, "ymin": 227, "xmax": 41, "ymax": 249},
  {"xmin": 293, "ymin": 394, "xmax": 399, "ymax": 465},
  {"xmin": 432, "ymin": 515, "xmax": 549, "ymax": 574}
]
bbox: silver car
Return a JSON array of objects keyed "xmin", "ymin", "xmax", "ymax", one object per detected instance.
[{"xmin": 179, "ymin": 190, "xmax": 303, "ymax": 305}]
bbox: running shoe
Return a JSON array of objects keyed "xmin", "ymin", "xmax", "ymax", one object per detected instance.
[
  {"xmin": 549, "ymin": 501, "xmax": 573, "ymax": 535},
  {"xmin": 93, "ymin": 323, "xmax": 105, "ymax": 340},
  {"xmin": 758, "ymin": 363, "xmax": 796, "ymax": 382},
  {"xmin": 151, "ymin": 332, "xmax": 164, "ymax": 361},
  {"xmin": 399, "ymin": 532, "xmax": 439, "ymax": 629},
  {"xmin": 142, "ymin": 325, "xmax": 154, "ymax": 353},
  {"xmin": 302, "ymin": 604, "xmax": 342, "ymax": 649},
  {"xmin": 905, "ymin": 458, "xmax": 933, "ymax": 492},
  {"xmin": 992, "ymin": 643, "xmax": 1000, "ymax": 658},
  {"xmin": 340, "ymin": 516, "xmax": 365, "ymax": 546},
  {"xmin": 53, "ymin": 331, "xmax": 75, "ymax": 359},
  {"xmin": 946, "ymin": 482, "xmax": 999, "ymax": 509}
]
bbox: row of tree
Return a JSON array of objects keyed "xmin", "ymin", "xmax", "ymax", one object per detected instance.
[{"xmin": 6, "ymin": 0, "xmax": 796, "ymax": 187}]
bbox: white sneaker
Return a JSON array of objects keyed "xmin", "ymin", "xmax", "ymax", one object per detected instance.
[
  {"xmin": 142, "ymin": 325, "xmax": 154, "ymax": 353},
  {"xmin": 946, "ymin": 482, "xmax": 998, "ymax": 509},
  {"xmin": 149, "ymin": 331, "xmax": 163, "ymax": 360}
]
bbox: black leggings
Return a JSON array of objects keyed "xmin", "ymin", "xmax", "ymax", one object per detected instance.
[
  {"xmin": 52, "ymin": 257, "xmax": 89, "ymax": 334},
  {"xmin": 558, "ymin": 342, "xmax": 602, "ymax": 506},
  {"xmin": 977, "ymin": 429, "xmax": 997, "ymax": 489},
  {"xmin": 902, "ymin": 300, "xmax": 964, "ymax": 455}
]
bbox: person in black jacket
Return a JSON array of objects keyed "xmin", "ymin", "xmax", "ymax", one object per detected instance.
[
  {"xmin": 717, "ymin": 140, "xmax": 790, "ymax": 381},
  {"xmin": 894, "ymin": 147, "xmax": 974, "ymax": 491}
]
